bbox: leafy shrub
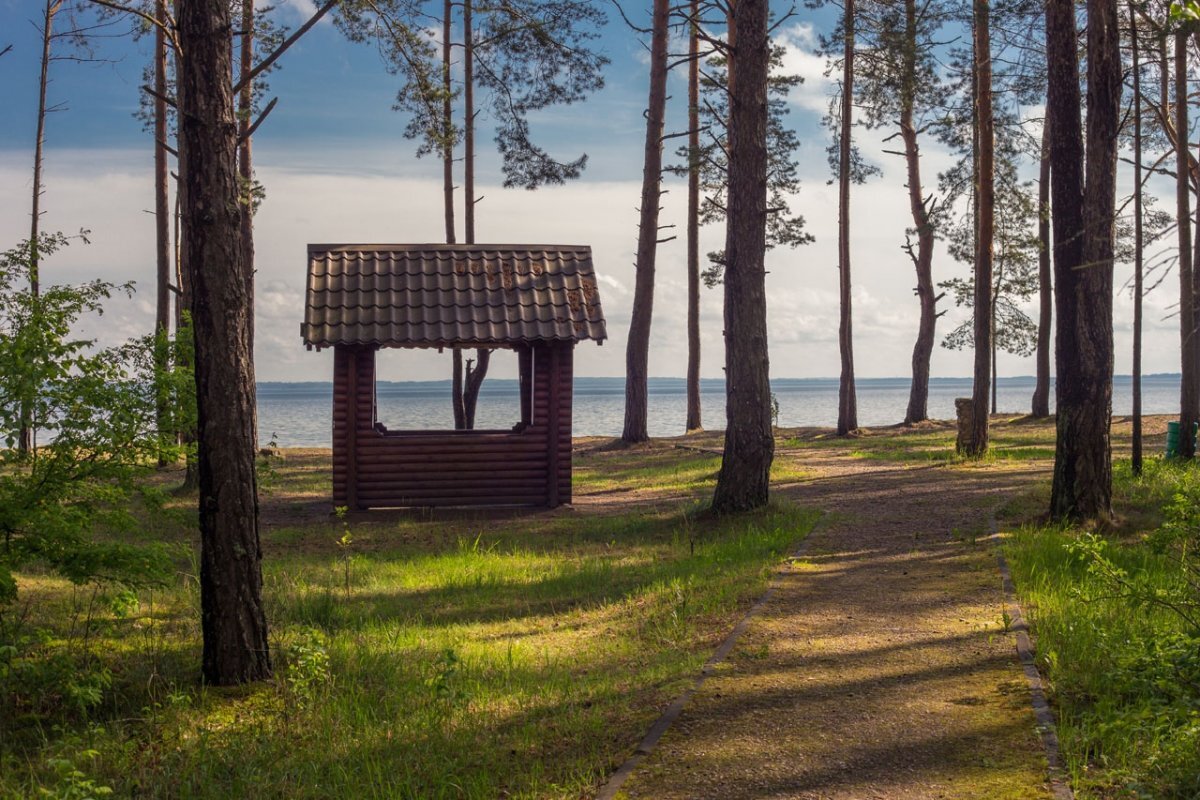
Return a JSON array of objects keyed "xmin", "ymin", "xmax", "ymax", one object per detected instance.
[{"xmin": 0, "ymin": 233, "xmax": 173, "ymax": 607}]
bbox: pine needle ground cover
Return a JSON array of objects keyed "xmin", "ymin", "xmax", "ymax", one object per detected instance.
[
  {"xmin": 1, "ymin": 447, "xmax": 816, "ymax": 799},
  {"xmin": 1004, "ymin": 452, "xmax": 1200, "ymax": 799}
]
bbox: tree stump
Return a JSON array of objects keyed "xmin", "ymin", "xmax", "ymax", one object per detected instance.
[{"xmin": 955, "ymin": 398, "xmax": 974, "ymax": 456}]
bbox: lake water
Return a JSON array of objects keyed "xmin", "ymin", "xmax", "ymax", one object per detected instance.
[{"xmin": 257, "ymin": 375, "xmax": 1182, "ymax": 447}]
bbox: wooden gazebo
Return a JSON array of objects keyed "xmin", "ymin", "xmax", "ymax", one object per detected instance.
[{"xmin": 301, "ymin": 244, "xmax": 607, "ymax": 510}]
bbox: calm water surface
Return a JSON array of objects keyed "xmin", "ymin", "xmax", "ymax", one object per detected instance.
[{"xmin": 258, "ymin": 375, "xmax": 1181, "ymax": 447}]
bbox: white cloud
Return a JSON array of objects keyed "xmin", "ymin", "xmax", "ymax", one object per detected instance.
[
  {"xmin": 776, "ymin": 22, "xmax": 835, "ymax": 116},
  {"xmin": 0, "ymin": 144, "xmax": 1185, "ymax": 384}
]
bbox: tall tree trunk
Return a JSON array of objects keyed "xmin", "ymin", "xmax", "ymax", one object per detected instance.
[
  {"xmin": 1032, "ymin": 109, "xmax": 1052, "ymax": 417},
  {"xmin": 441, "ymin": 0, "xmax": 463, "ymax": 426},
  {"xmin": 1048, "ymin": 0, "xmax": 1119, "ymax": 521},
  {"xmin": 901, "ymin": 0, "xmax": 937, "ymax": 425},
  {"xmin": 967, "ymin": 0, "xmax": 993, "ymax": 458},
  {"xmin": 1131, "ymin": 1, "xmax": 1143, "ymax": 475},
  {"xmin": 459, "ymin": 0, "xmax": 490, "ymax": 428},
  {"xmin": 179, "ymin": 0, "xmax": 271, "ymax": 684},
  {"xmin": 463, "ymin": 349, "xmax": 490, "ymax": 429},
  {"xmin": 464, "ymin": 0, "xmax": 475, "ymax": 247},
  {"xmin": 1176, "ymin": 32, "xmax": 1197, "ymax": 459},
  {"xmin": 991, "ymin": 285, "xmax": 998, "ymax": 415},
  {"xmin": 836, "ymin": 0, "xmax": 858, "ymax": 436},
  {"xmin": 238, "ymin": 0, "xmax": 256, "ymax": 451},
  {"xmin": 174, "ymin": 0, "xmax": 198, "ymax": 493},
  {"xmin": 622, "ymin": 0, "xmax": 669, "ymax": 444},
  {"xmin": 712, "ymin": 0, "xmax": 773, "ymax": 512},
  {"xmin": 685, "ymin": 0, "xmax": 702, "ymax": 434},
  {"xmin": 154, "ymin": 0, "xmax": 172, "ymax": 464},
  {"xmin": 441, "ymin": 0, "xmax": 456, "ymax": 246},
  {"xmin": 21, "ymin": 0, "xmax": 60, "ymax": 456},
  {"xmin": 452, "ymin": 347, "xmax": 466, "ymax": 429}
]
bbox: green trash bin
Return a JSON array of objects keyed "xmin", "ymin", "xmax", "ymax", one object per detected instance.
[{"xmin": 1166, "ymin": 421, "xmax": 1199, "ymax": 457}]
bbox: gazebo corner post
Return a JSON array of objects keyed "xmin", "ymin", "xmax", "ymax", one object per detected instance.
[
  {"xmin": 345, "ymin": 346, "xmax": 360, "ymax": 512},
  {"xmin": 518, "ymin": 344, "xmax": 533, "ymax": 429},
  {"xmin": 546, "ymin": 343, "xmax": 562, "ymax": 508},
  {"xmin": 560, "ymin": 343, "xmax": 574, "ymax": 504}
]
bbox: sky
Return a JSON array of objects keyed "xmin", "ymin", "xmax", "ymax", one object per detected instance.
[{"xmin": 0, "ymin": 0, "xmax": 1183, "ymax": 383}]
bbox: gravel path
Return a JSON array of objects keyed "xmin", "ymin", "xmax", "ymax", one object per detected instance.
[{"xmin": 614, "ymin": 450, "xmax": 1057, "ymax": 800}]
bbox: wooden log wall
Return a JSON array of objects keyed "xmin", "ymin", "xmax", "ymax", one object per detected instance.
[{"xmin": 331, "ymin": 342, "xmax": 573, "ymax": 509}]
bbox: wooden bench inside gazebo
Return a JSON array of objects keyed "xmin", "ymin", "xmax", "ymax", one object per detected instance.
[{"xmin": 301, "ymin": 243, "xmax": 607, "ymax": 510}]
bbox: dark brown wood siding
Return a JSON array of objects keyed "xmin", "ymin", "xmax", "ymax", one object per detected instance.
[{"xmin": 331, "ymin": 342, "xmax": 574, "ymax": 509}]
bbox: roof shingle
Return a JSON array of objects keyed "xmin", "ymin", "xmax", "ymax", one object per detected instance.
[{"xmin": 302, "ymin": 244, "xmax": 608, "ymax": 348}]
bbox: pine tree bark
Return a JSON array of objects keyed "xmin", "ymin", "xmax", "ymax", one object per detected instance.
[
  {"xmin": 174, "ymin": 0, "xmax": 198, "ymax": 493},
  {"xmin": 452, "ymin": 348, "xmax": 466, "ymax": 429},
  {"xmin": 154, "ymin": 0, "xmax": 172, "ymax": 463},
  {"xmin": 21, "ymin": 0, "xmax": 61, "ymax": 456},
  {"xmin": 463, "ymin": 350, "xmax": 490, "ymax": 429},
  {"xmin": 441, "ymin": 0, "xmax": 456, "ymax": 246},
  {"xmin": 712, "ymin": 0, "xmax": 773, "ymax": 513},
  {"xmin": 179, "ymin": 0, "xmax": 271, "ymax": 684},
  {"xmin": 1179, "ymin": 32, "xmax": 1200, "ymax": 459},
  {"xmin": 685, "ymin": 0, "xmax": 702, "ymax": 434},
  {"xmin": 1047, "ymin": 0, "xmax": 1119, "ymax": 521},
  {"xmin": 1131, "ymin": 2, "xmax": 1143, "ymax": 475},
  {"xmin": 622, "ymin": 0, "xmax": 669, "ymax": 444},
  {"xmin": 238, "ymin": 0, "xmax": 256, "ymax": 452},
  {"xmin": 459, "ymin": 0, "xmax": 490, "ymax": 428},
  {"xmin": 836, "ymin": 0, "xmax": 858, "ymax": 436},
  {"xmin": 1032, "ymin": 109, "xmax": 1052, "ymax": 417},
  {"xmin": 901, "ymin": 0, "xmax": 936, "ymax": 425},
  {"xmin": 966, "ymin": 0, "xmax": 993, "ymax": 458}
]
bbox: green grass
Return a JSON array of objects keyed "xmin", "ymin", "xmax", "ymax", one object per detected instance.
[
  {"xmin": 1, "ymin": 450, "xmax": 818, "ymax": 799},
  {"xmin": 783, "ymin": 422, "xmax": 1056, "ymax": 465},
  {"xmin": 1004, "ymin": 458, "xmax": 1200, "ymax": 799}
]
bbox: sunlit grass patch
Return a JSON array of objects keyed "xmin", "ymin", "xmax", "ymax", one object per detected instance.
[
  {"xmin": 1004, "ymin": 458, "xmax": 1200, "ymax": 799},
  {"xmin": 574, "ymin": 449, "xmax": 721, "ymax": 495},
  {"xmin": 2, "ymin": 446, "xmax": 817, "ymax": 799}
]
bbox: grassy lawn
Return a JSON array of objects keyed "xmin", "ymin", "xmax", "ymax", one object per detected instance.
[
  {"xmin": 781, "ymin": 416, "xmax": 1059, "ymax": 465},
  {"xmin": 1, "ymin": 447, "xmax": 817, "ymax": 799},
  {"xmin": 1004, "ymin": 456, "xmax": 1200, "ymax": 800}
]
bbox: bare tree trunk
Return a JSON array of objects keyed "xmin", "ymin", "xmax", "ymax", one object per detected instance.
[
  {"xmin": 685, "ymin": 0, "xmax": 702, "ymax": 434},
  {"xmin": 441, "ymin": 0, "xmax": 464, "ymax": 425},
  {"xmin": 1131, "ymin": 1, "xmax": 1143, "ymax": 475},
  {"xmin": 901, "ymin": 0, "xmax": 937, "ymax": 425},
  {"xmin": 179, "ymin": 0, "xmax": 271, "ymax": 684},
  {"xmin": 1176, "ymin": 32, "xmax": 1197, "ymax": 459},
  {"xmin": 464, "ymin": 0, "xmax": 475, "ymax": 246},
  {"xmin": 20, "ymin": 0, "xmax": 61, "ymax": 456},
  {"xmin": 238, "ymin": 0, "xmax": 256, "ymax": 451},
  {"xmin": 991, "ymin": 291, "xmax": 998, "ymax": 415},
  {"xmin": 836, "ymin": 0, "xmax": 858, "ymax": 436},
  {"xmin": 622, "ymin": 0, "xmax": 669, "ymax": 444},
  {"xmin": 1032, "ymin": 109, "xmax": 1052, "ymax": 417},
  {"xmin": 1048, "ymin": 0, "xmax": 1119, "ymax": 521},
  {"xmin": 441, "ymin": 0, "xmax": 456, "ymax": 246},
  {"xmin": 154, "ymin": 0, "xmax": 172, "ymax": 465},
  {"xmin": 174, "ymin": 0, "xmax": 197, "ymax": 494},
  {"xmin": 463, "ymin": 350, "xmax": 490, "ymax": 429},
  {"xmin": 967, "ymin": 0, "xmax": 993, "ymax": 458},
  {"xmin": 712, "ymin": 0, "xmax": 773, "ymax": 513},
  {"xmin": 452, "ymin": 347, "xmax": 465, "ymax": 429},
  {"xmin": 460, "ymin": 0, "xmax": 490, "ymax": 428}
]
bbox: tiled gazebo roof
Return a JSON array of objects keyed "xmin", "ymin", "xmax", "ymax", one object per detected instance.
[{"xmin": 301, "ymin": 244, "xmax": 607, "ymax": 349}]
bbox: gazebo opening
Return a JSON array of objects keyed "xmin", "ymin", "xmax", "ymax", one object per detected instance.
[
  {"xmin": 301, "ymin": 244, "xmax": 607, "ymax": 510},
  {"xmin": 374, "ymin": 348, "xmax": 525, "ymax": 432}
]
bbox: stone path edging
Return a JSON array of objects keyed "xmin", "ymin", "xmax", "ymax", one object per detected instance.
[
  {"xmin": 991, "ymin": 511, "xmax": 1074, "ymax": 800},
  {"xmin": 998, "ymin": 551, "xmax": 1075, "ymax": 800}
]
